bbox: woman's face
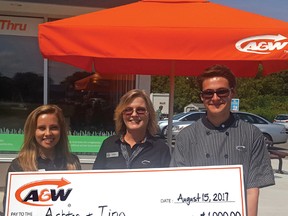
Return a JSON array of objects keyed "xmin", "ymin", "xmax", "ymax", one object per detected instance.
[
  {"xmin": 122, "ymin": 97, "xmax": 149, "ymax": 133},
  {"xmin": 35, "ymin": 113, "xmax": 61, "ymax": 152}
]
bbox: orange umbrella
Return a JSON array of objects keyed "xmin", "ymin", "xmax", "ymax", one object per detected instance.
[
  {"xmin": 38, "ymin": 0, "xmax": 288, "ymax": 145},
  {"xmin": 39, "ymin": 0, "xmax": 288, "ymax": 77}
]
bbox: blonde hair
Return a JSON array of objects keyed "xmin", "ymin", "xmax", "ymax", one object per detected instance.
[
  {"xmin": 114, "ymin": 89, "xmax": 158, "ymax": 136},
  {"xmin": 18, "ymin": 104, "xmax": 79, "ymax": 171}
]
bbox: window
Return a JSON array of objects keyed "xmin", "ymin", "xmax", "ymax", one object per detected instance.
[
  {"xmin": 234, "ymin": 113, "xmax": 267, "ymax": 124},
  {"xmin": 0, "ymin": 34, "xmax": 44, "ymax": 132},
  {"xmin": 184, "ymin": 113, "xmax": 205, "ymax": 121},
  {"xmin": 0, "ymin": 16, "xmax": 136, "ymax": 154},
  {"xmin": 48, "ymin": 62, "xmax": 135, "ymax": 134}
]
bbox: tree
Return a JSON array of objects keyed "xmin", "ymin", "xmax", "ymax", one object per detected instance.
[
  {"xmin": 151, "ymin": 75, "xmax": 200, "ymax": 113},
  {"xmin": 151, "ymin": 70, "xmax": 288, "ymax": 121},
  {"xmin": 13, "ymin": 72, "xmax": 43, "ymax": 103}
]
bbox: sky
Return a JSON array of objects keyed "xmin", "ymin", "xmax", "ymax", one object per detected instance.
[{"xmin": 211, "ymin": 0, "xmax": 288, "ymax": 22}]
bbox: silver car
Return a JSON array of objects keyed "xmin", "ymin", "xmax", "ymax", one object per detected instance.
[
  {"xmin": 273, "ymin": 114, "xmax": 288, "ymax": 132},
  {"xmin": 170, "ymin": 111, "xmax": 288, "ymax": 145},
  {"xmin": 157, "ymin": 112, "xmax": 205, "ymax": 137}
]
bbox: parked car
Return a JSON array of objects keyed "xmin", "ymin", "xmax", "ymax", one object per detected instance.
[
  {"xmin": 171, "ymin": 120, "xmax": 197, "ymax": 139},
  {"xmin": 169, "ymin": 111, "xmax": 288, "ymax": 145},
  {"xmin": 157, "ymin": 112, "xmax": 205, "ymax": 137},
  {"xmin": 273, "ymin": 114, "xmax": 288, "ymax": 132}
]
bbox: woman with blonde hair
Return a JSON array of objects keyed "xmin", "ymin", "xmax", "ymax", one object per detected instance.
[
  {"xmin": 3, "ymin": 104, "xmax": 81, "ymax": 211},
  {"xmin": 93, "ymin": 89, "xmax": 171, "ymax": 169},
  {"xmin": 8, "ymin": 104, "xmax": 81, "ymax": 171}
]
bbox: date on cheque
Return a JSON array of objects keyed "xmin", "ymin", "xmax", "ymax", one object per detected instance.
[{"xmin": 177, "ymin": 192, "xmax": 229, "ymax": 205}]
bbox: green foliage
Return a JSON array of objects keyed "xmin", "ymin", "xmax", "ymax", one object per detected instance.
[
  {"xmin": 236, "ymin": 71, "xmax": 288, "ymax": 121},
  {"xmin": 151, "ymin": 70, "xmax": 288, "ymax": 120},
  {"xmin": 150, "ymin": 76, "xmax": 170, "ymax": 94},
  {"xmin": 151, "ymin": 76, "xmax": 201, "ymax": 113}
]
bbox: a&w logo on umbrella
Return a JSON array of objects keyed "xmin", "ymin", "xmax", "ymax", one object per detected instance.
[
  {"xmin": 15, "ymin": 178, "xmax": 72, "ymax": 206},
  {"xmin": 235, "ymin": 34, "xmax": 288, "ymax": 54}
]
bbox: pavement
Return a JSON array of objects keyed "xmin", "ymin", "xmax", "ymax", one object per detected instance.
[
  {"xmin": 0, "ymin": 143, "xmax": 287, "ymax": 215},
  {"xmin": 258, "ymin": 142, "xmax": 288, "ymax": 216}
]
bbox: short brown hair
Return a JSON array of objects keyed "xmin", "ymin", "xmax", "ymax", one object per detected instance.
[{"xmin": 197, "ymin": 65, "xmax": 236, "ymax": 90}]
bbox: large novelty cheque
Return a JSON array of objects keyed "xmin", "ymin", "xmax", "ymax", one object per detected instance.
[{"xmin": 5, "ymin": 165, "xmax": 246, "ymax": 216}]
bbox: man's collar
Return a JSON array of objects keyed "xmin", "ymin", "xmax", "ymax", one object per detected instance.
[{"xmin": 202, "ymin": 112, "xmax": 235, "ymax": 130}]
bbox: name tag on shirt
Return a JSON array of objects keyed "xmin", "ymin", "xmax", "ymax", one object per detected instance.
[{"xmin": 106, "ymin": 152, "xmax": 119, "ymax": 158}]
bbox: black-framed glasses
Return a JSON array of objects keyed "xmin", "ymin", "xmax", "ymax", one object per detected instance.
[
  {"xmin": 201, "ymin": 88, "xmax": 232, "ymax": 99},
  {"xmin": 123, "ymin": 107, "xmax": 147, "ymax": 116}
]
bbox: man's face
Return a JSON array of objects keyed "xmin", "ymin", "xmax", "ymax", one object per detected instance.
[{"xmin": 201, "ymin": 77, "xmax": 234, "ymax": 117}]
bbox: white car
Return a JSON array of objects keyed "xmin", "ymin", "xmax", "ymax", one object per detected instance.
[
  {"xmin": 170, "ymin": 111, "xmax": 288, "ymax": 145},
  {"xmin": 273, "ymin": 114, "xmax": 288, "ymax": 132}
]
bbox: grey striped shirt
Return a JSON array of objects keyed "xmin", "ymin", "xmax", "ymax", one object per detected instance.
[{"xmin": 170, "ymin": 115, "xmax": 275, "ymax": 189}]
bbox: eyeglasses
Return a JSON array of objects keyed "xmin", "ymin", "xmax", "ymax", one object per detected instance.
[
  {"xmin": 201, "ymin": 88, "xmax": 232, "ymax": 99},
  {"xmin": 122, "ymin": 107, "xmax": 148, "ymax": 115}
]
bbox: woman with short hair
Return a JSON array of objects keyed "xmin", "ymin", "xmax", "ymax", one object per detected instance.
[{"xmin": 93, "ymin": 89, "xmax": 171, "ymax": 169}]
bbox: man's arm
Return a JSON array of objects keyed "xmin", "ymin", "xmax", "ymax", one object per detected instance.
[{"xmin": 247, "ymin": 187, "xmax": 259, "ymax": 216}]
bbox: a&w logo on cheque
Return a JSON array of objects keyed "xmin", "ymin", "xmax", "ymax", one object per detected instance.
[
  {"xmin": 235, "ymin": 34, "xmax": 288, "ymax": 54},
  {"xmin": 15, "ymin": 178, "xmax": 72, "ymax": 206}
]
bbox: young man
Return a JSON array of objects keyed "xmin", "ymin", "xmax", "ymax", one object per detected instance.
[{"xmin": 170, "ymin": 65, "xmax": 275, "ymax": 216}]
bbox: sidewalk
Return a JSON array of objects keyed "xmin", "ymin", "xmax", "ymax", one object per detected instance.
[{"xmin": 258, "ymin": 158, "xmax": 288, "ymax": 216}]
